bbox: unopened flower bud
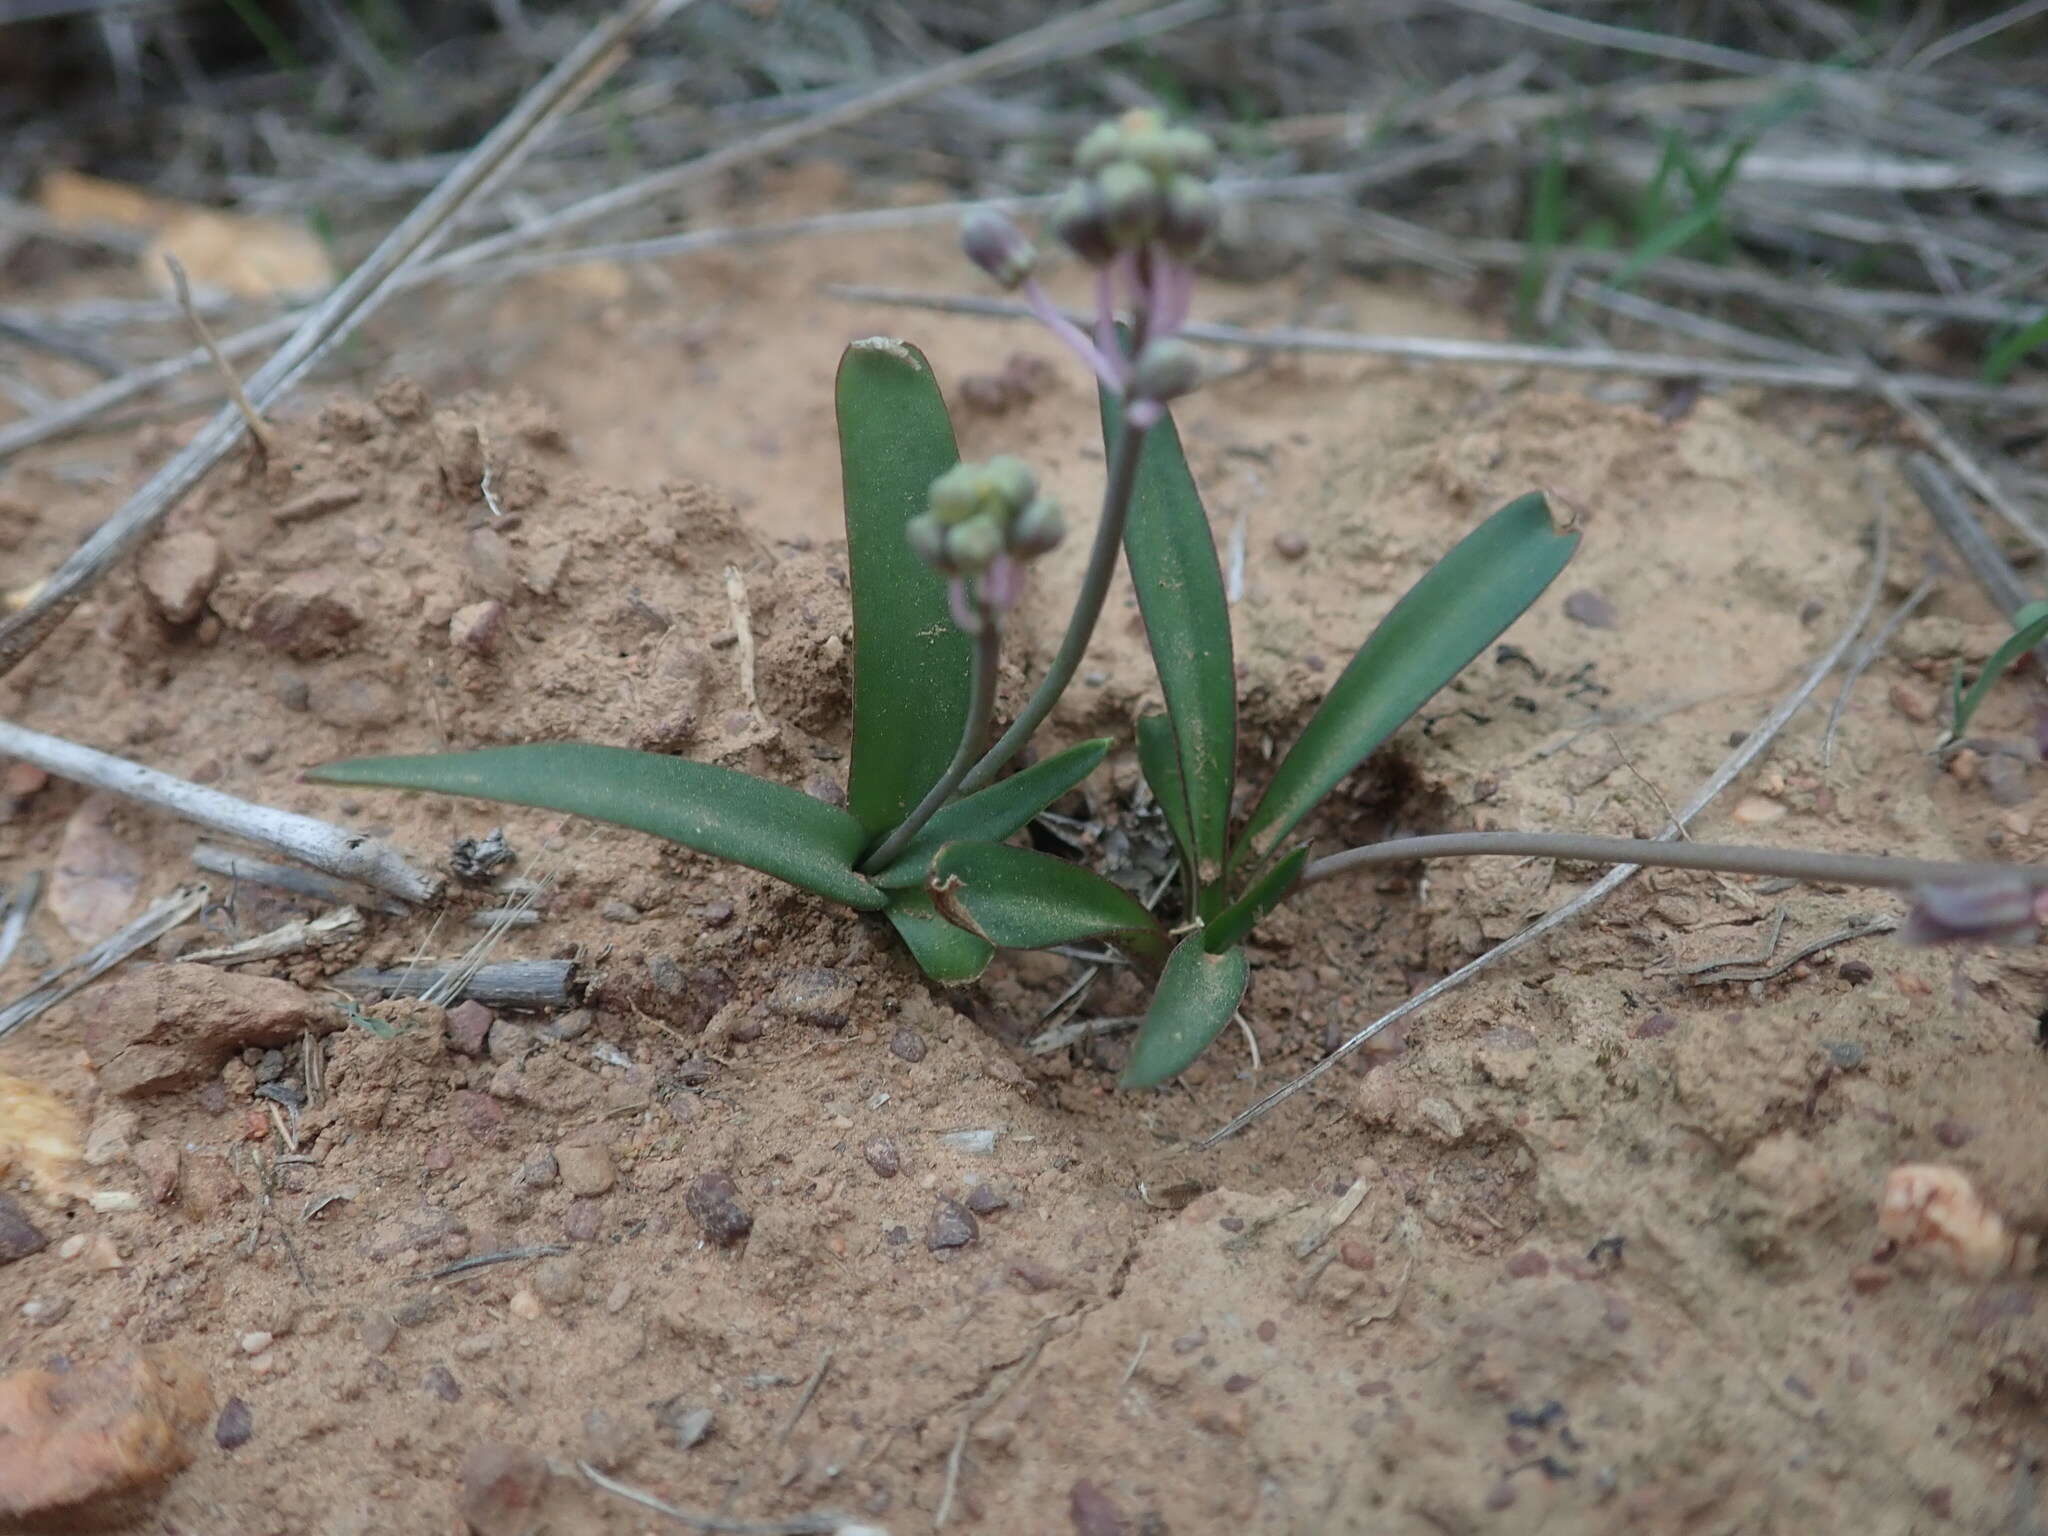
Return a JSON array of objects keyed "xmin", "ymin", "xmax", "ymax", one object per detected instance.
[
  {"xmin": 1008, "ymin": 497, "xmax": 1065, "ymax": 558},
  {"xmin": 906, "ymin": 511, "xmax": 951, "ymax": 572},
  {"xmin": 960, "ymin": 210, "xmax": 1036, "ymax": 290},
  {"xmin": 1129, "ymin": 338, "xmax": 1203, "ymax": 404},
  {"xmin": 1095, "ymin": 161, "xmax": 1160, "ymax": 247},
  {"xmin": 928, "ymin": 462, "xmax": 986, "ymax": 525},
  {"xmin": 1051, "ymin": 180, "xmax": 1115, "ymax": 266},
  {"xmin": 1158, "ymin": 174, "xmax": 1220, "ymax": 259},
  {"xmin": 945, "ymin": 512, "xmax": 1005, "ymax": 575},
  {"xmin": 1160, "ymin": 125, "xmax": 1218, "ymax": 177},
  {"xmin": 982, "ymin": 454, "xmax": 1037, "ymax": 511},
  {"xmin": 1900, "ymin": 877, "xmax": 2039, "ymax": 946},
  {"xmin": 1075, "ymin": 119, "xmax": 1126, "ymax": 174}
]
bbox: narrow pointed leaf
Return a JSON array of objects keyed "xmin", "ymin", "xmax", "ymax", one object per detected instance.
[
  {"xmin": 1947, "ymin": 599, "xmax": 2048, "ymax": 744},
  {"xmin": 1134, "ymin": 713, "xmax": 1195, "ymax": 877},
  {"xmin": 1121, "ymin": 934, "xmax": 1250, "ymax": 1089},
  {"xmin": 929, "ymin": 842, "xmax": 1168, "ymax": 964},
  {"xmin": 306, "ymin": 744, "xmax": 885, "ymax": 910},
  {"xmin": 1239, "ymin": 492, "xmax": 1578, "ymax": 866},
  {"xmin": 839, "ymin": 338, "xmax": 971, "ymax": 838},
  {"xmin": 1102, "ymin": 372, "xmax": 1235, "ymax": 890},
  {"xmin": 885, "ymin": 889, "xmax": 993, "ymax": 982},
  {"xmin": 1202, "ymin": 846, "xmax": 1307, "ymax": 954},
  {"xmin": 869, "ymin": 738, "xmax": 1112, "ymax": 889}
]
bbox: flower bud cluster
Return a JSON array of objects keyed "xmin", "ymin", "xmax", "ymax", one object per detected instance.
[
  {"xmin": 906, "ymin": 456, "xmax": 1064, "ymax": 579},
  {"xmin": 1052, "ymin": 110, "xmax": 1220, "ymax": 265}
]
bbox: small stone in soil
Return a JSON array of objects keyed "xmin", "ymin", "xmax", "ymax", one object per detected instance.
[
  {"xmin": 422, "ymin": 1365, "xmax": 463, "ymax": 1402},
  {"xmin": 927, "ymin": 1198, "xmax": 979, "ymax": 1252},
  {"xmin": 486, "ymin": 1020, "xmax": 535, "ymax": 1062},
  {"xmin": 0, "ymin": 1193, "xmax": 49, "ymax": 1264},
  {"xmin": 564, "ymin": 1198, "xmax": 603, "ymax": 1242},
  {"xmin": 517, "ymin": 1147, "xmax": 558, "ymax": 1188},
  {"xmin": 20, "ymin": 1297, "xmax": 70, "ymax": 1326},
  {"xmin": 599, "ymin": 899, "xmax": 642, "ymax": 924},
  {"xmin": 445, "ymin": 1000, "xmax": 494, "ymax": 1056},
  {"xmin": 1272, "ymin": 530, "xmax": 1309, "ymax": 560},
  {"xmin": 1070, "ymin": 1479, "xmax": 1129, "ymax": 1536},
  {"xmin": 1839, "ymin": 960, "xmax": 1874, "ymax": 986},
  {"xmin": 653, "ymin": 1399, "xmax": 714, "ymax": 1450},
  {"xmin": 532, "ymin": 1255, "xmax": 582, "ymax": 1305},
  {"xmin": 555, "ymin": 1140, "xmax": 616, "ymax": 1197},
  {"xmin": 890, "ymin": 1026, "xmax": 928, "ymax": 1063},
  {"xmin": 863, "ymin": 1137, "xmax": 901, "ymax": 1178},
  {"xmin": 457, "ymin": 1442, "xmax": 548, "ymax": 1536},
  {"xmin": 1563, "ymin": 589, "xmax": 1619, "ymax": 629},
  {"xmin": 767, "ymin": 967, "xmax": 854, "ymax": 1029},
  {"xmin": 359, "ymin": 1312, "xmax": 399, "ymax": 1355},
  {"xmin": 214, "ymin": 1396, "xmax": 254, "ymax": 1450},
  {"xmin": 964, "ymin": 1184, "xmax": 1008, "ymax": 1216},
  {"xmin": 583, "ymin": 1407, "xmax": 637, "ymax": 1472},
  {"xmin": 544, "ymin": 1009, "xmax": 593, "ymax": 1042},
  {"xmin": 686, "ymin": 1172, "xmax": 752, "ymax": 1246}
]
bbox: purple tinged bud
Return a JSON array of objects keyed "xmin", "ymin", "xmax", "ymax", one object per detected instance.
[
  {"xmin": 1160, "ymin": 125, "xmax": 1218, "ymax": 177},
  {"xmin": 945, "ymin": 512, "xmax": 1005, "ymax": 575},
  {"xmin": 1051, "ymin": 180, "xmax": 1115, "ymax": 266},
  {"xmin": 960, "ymin": 210, "xmax": 1036, "ymax": 289},
  {"xmin": 1076, "ymin": 120, "xmax": 1125, "ymax": 173},
  {"xmin": 982, "ymin": 455, "xmax": 1037, "ymax": 511},
  {"xmin": 1095, "ymin": 161, "xmax": 1160, "ymax": 247},
  {"xmin": 1129, "ymin": 338, "xmax": 1203, "ymax": 404},
  {"xmin": 1007, "ymin": 497, "xmax": 1064, "ymax": 559},
  {"xmin": 1158, "ymin": 174, "xmax": 1220, "ymax": 259},
  {"xmin": 979, "ymin": 553, "xmax": 1026, "ymax": 614},
  {"xmin": 1899, "ymin": 877, "xmax": 2040, "ymax": 946}
]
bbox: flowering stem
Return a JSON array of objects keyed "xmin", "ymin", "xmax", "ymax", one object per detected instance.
[
  {"xmin": 1298, "ymin": 831, "xmax": 2048, "ymax": 894},
  {"xmin": 957, "ymin": 417, "xmax": 1150, "ymax": 796},
  {"xmin": 1023, "ymin": 277, "xmax": 1126, "ymax": 390},
  {"xmin": 860, "ymin": 611, "xmax": 1002, "ymax": 874}
]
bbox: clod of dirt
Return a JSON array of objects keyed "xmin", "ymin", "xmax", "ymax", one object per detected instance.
[
  {"xmin": 767, "ymin": 967, "xmax": 854, "ymax": 1030},
  {"xmin": 927, "ymin": 1198, "xmax": 980, "ymax": 1252},
  {"xmin": 449, "ymin": 600, "xmax": 507, "ymax": 658},
  {"xmin": 1878, "ymin": 1163, "xmax": 2036, "ymax": 1279},
  {"xmin": 685, "ymin": 1171, "xmax": 751, "ymax": 1246},
  {"xmin": 79, "ymin": 965, "xmax": 337, "ymax": 1098},
  {"xmin": 0, "ymin": 1191, "xmax": 49, "ymax": 1263},
  {"xmin": 136, "ymin": 529, "xmax": 223, "ymax": 625},
  {"xmin": 240, "ymin": 572, "xmax": 362, "ymax": 658},
  {"xmin": 554, "ymin": 1138, "xmax": 616, "ymax": 1197},
  {"xmin": 81, "ymin": 1108, "xmax": 138, "ymax": 1168},
  {"xmin": 445, "ymin": 1000, "xmax": 495, "ymax": 1056},
  {"xmin": 0, "ymin": 1348, "xmax": 213, "ymax": 1531},
  {"xmin": 455, "ymin": 1442, "xmax": 547, "ymax": 1536}
]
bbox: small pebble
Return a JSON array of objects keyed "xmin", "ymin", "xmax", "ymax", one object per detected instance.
[
  {"xmin": 564, "ymin": 1198, "xmax": 603, "ymax": 1242},
  {"xmin": 963, "ymin": 1184, "xmax": 1008, "ymax": 1216},
  {"xmin": 1932, "ymin": 1119, "xmax": 1975, "ymax": 1149},
  {"xmin": 926, "ymin": 1198, "xmax": 979, "ymax": 1252},
  {"xmin": 214, "ymin": 1396, "xmax": 254, "ymax": 1451},
  {"xmin": 445, "ymin": 1000, "xmax": 494, "ymax": 1056},
  {"xmin": 1888, "ymin": 680, "xmax": 1935, "ymax": 724},
  {"xmin": 1223, "ymin": 1373, "xmax": 1256, "ymax": 1394},
  {"xmin": 1505, "ymin": 1250, "xmax": 1550, "ymax": 1279},
  {"xmin": 1272, "ymin": 530, "xmax": 1308, "ymax": 560},
  {"xmin": 863, "ymin": 1137, "xmax": 902, "ymax": 1178},
  {"xmin": 604, "ymin": 1280, "xmax": 634, "ymax": 1314},
  {"xmin": 544, "ymin": 1009, "xmax": 594, "ymax": 1042},
  {"xmin": 1562, "ymin": 589, "xmax": 1619, "ymax": 629},
  {"xmin": 454, "ymin": 1333, "xmax": 501, "ymax": 1361},
  {"xmin": 1850, "ymin": 1264, "xmax": 1892, "ymax": 1295},
  {"xmin": 360, "ymin": 1312, "xmax": 399, "ymax": 1355},
  {"xmin": 889, "ymin": 1027, "xmax": 928, "ymax": 1064},
  {"xmin": 1839, "ymin": 960, "xmax": 1874, "ymax": 986},
  {"xmin": 532, "ymin": 1255, "xmax": 582, "ymax": 1306},
  {"xmin": 238, "ymin": 1331, "xmax": 273, "ymax": 1356},
  {"xmin": 600, "ymin": 899, "xmax": 643, "ymax": 924},
  {"xmin": 555, "ymin": 1141, "xmax": 616, "ymax": 1197},
  {"xmin": 457, "ymin": 1442, "xmax": 547, "ymax": 1536},
  {"xmin": 686, "ymin": 1172, "xmax": 753, "ymax": 1247},
  {"xmin": 518, "ymin": 1146, "xmax": 559, "ymax": 1188},
  {"xmin": 583, "ymin": 1407, "xmax": 637, "ymax": 1472},
  {"xmin": 57, "ymin": 1234, "xmax": 87, "ymax": 1261},
  {"xmin": 1069, "ymin": 1480, "xmax": 1128, "ymax": 1536},
  {"xmin": 20, "ymin": 1296, "xmax": 71, "ymax": 1326},
  {"xmin": 423, "ymin": 1365, "xmax": 463, "ymax": 1402},
  {"xmin": 486, "ymin": 1019, "xmax": 536, "ymax": 1062},
  {"xmin": 508, "ymin": 1288, "xmax": 544, "ymax": 1321},
  {"xmin": 0, "ymin": 1194, "xmax": 47, "ymax": 1264}
]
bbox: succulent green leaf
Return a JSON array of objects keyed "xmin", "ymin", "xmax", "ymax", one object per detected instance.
[
  {"xmin": 1202, "ymin": 846, "xmax": 1307, "ymax": 954},
  {"xmin": 868, "ymin": 738, "xmax": 1112, "ymax": 890},
  {"xmin": 929, "ymin": 842, "xmax": 1168, "ymax": 965},
  {"xmin": 1239, "ymin": 492, "xmax": 1579, "ymax": 866},
  {"xmin": 306, "ymin": 743, "xmax": 885, "ymax": 910},
  {"xmin": 838, "ymin": 338, "xmax": 972, "ymax": 838},
  {"xmin": 1121, "ymin": 934, "xmax": 1251, "ymax": 1089},
  {"xmin": 885, "ymin": 889, "xmax": 993, "ymax": 982},
  {"xmin": 1948, "ymin": 600, "xmax": 2048, "ymax": 744},
  {"xmin": 1102, "ymin": 365, "xmax": 1235, "ymax": 892},
  {"xmin": 1134, "ymin": 713, "xmax": 1195, "ymax": 877}
]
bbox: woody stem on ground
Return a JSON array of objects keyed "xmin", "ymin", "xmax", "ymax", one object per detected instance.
[
  {"xmin": 956, "ymin": 418, "xmax": 1150, "ymax": 797},
  {"xmin": 859, "ymin": 612, "xmax": 1003, "ymax": 873},
  {"xmin": 1299, "ymin": 831, "xmax": 2048, "ymax": 892}
]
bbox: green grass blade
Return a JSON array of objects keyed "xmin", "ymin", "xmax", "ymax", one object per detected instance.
[
  {"xmin": 929, "ymin": 843, "xmax": 1168, "ymax": 965},
  {"xmin": 1948, "ymin": 600, "xmax": 2048, "ymax": 743},
  {"xmin": 868, "ymin": 738, "xmax": 1112, "ymax": 889},
  {"xmin": 837, "ymin": 338, "xmax": 972, "ymax": 839},
  {"xmin": 1517, "ymin": 123, "xmax": 1569, "ymax": 334},
  {"xmin": 1134, "ymin": 713, "xmax": 1196, "ymax": 876},
  {"xmin": 1202, "ymin": 846, "xmax": 1307, "ymax": 954},
  {"xmin": 307, "ymin": 743, "xmax": 885, "ymax": 910},
  {"xmin": 1239, "ymin": 492, "xmax": 1579, "ymax": 867},
  {"xmin": 1983, "ymin": 309, "xmax": 2048, "ymax": 384},
  {"xmin": 1102, "ymin": 369, "xmax": 1235, "ymax": 894},
  {"xmin": 1121, "ymin": 934, "xmax": 1250, "ymax": 1089},
  {"xmin": 885, "ymin": 889, "xmax": 993, "ymax": 983}
]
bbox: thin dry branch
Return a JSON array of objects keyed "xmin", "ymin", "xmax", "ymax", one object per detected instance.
[
  {"xmin": 163, "ymin": 254, "xmax": 274, "ymax": 456},
  {"xmin": 0, "ymin": 0, "xmax": 691, "ymax": 677},
  {"xmin": 0, "ymin": 884, "xmax": 209, "ymax": 1042},
  {"xmin": 1200, "ymin": 517, "xmax": 1892, "ymax": 1146},
  {"xmin": 825, "ymin": 286, "xmax": 2048, "ymax": 410},
  {"xmin": 0, "ymin": 721, "xmax": 440, "ymax": 904}
]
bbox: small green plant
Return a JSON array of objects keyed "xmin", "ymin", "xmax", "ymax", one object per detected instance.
[
  {"xmin": 1941, "ymin": 599, "xmax": 2048, "ymax": 748},
  {"xmin": 312, "ymin": 110, "xmax": 2048, "ymax": 1095}
]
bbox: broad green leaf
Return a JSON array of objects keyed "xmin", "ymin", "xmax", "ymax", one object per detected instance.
[
  {"xmin": 1202, "ymin": 846, "xmax": 1307, "ymax": 954},
  {"xmin": 1102, "ymin": 356, "xmax": 1235, "ymax": 893},
  {"xmin": 1134, "ymin": 713, "xmax": 1195, "ymax": 876},
  {"xmin": 1947, "ymin": 600, "xmax": 2048, "ymax": 744},
  {"xmin": 306, "ymin": 744, "xmax": 885, "ymax": 911},
  {"xmin": 869, "ymin": 738, "xmax": 1112, "ymax": 890},
  {"xmin": 929, "ymin": 842, "xmax": 1168, "ymax": 965},
  {"xmin": 1121, "ymin": 934, "xmax": 1251, "ymax": 1089},
  {"xmin": 838, "ymin": 338, "xmax": 971, "ymax": 839},
  {"xmin": 885, "ymin": 889, "xmax": 992, "ymax": 983},
  {"xmin": 1239, "ymin": 492, "xmax": 1579, "ymax": 867}
]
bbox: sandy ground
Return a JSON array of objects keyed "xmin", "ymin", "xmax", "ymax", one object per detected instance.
[{"xmin": 3, "ymin": 170, "xmax": 2047, "ymax": 1534}]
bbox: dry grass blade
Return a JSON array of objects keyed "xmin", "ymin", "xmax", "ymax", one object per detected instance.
[
  {"xmin": 823, "ymin": 287, "xmax": 2048, "ymax": 409},
  {"xmin": 0, "ymin": 0, "xmax": 692, "ymax": 678},
  {"xmin": 0, "ymin": 884, "xmax": 209, "ymax": 1042},
  {"xmin": 577, "ymin": 1461, "xmax": 847, "ymax": 1534},
  {"xmin": 1200, "ymin": 517, "xmax": 1893, "ymax": 1146}
]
